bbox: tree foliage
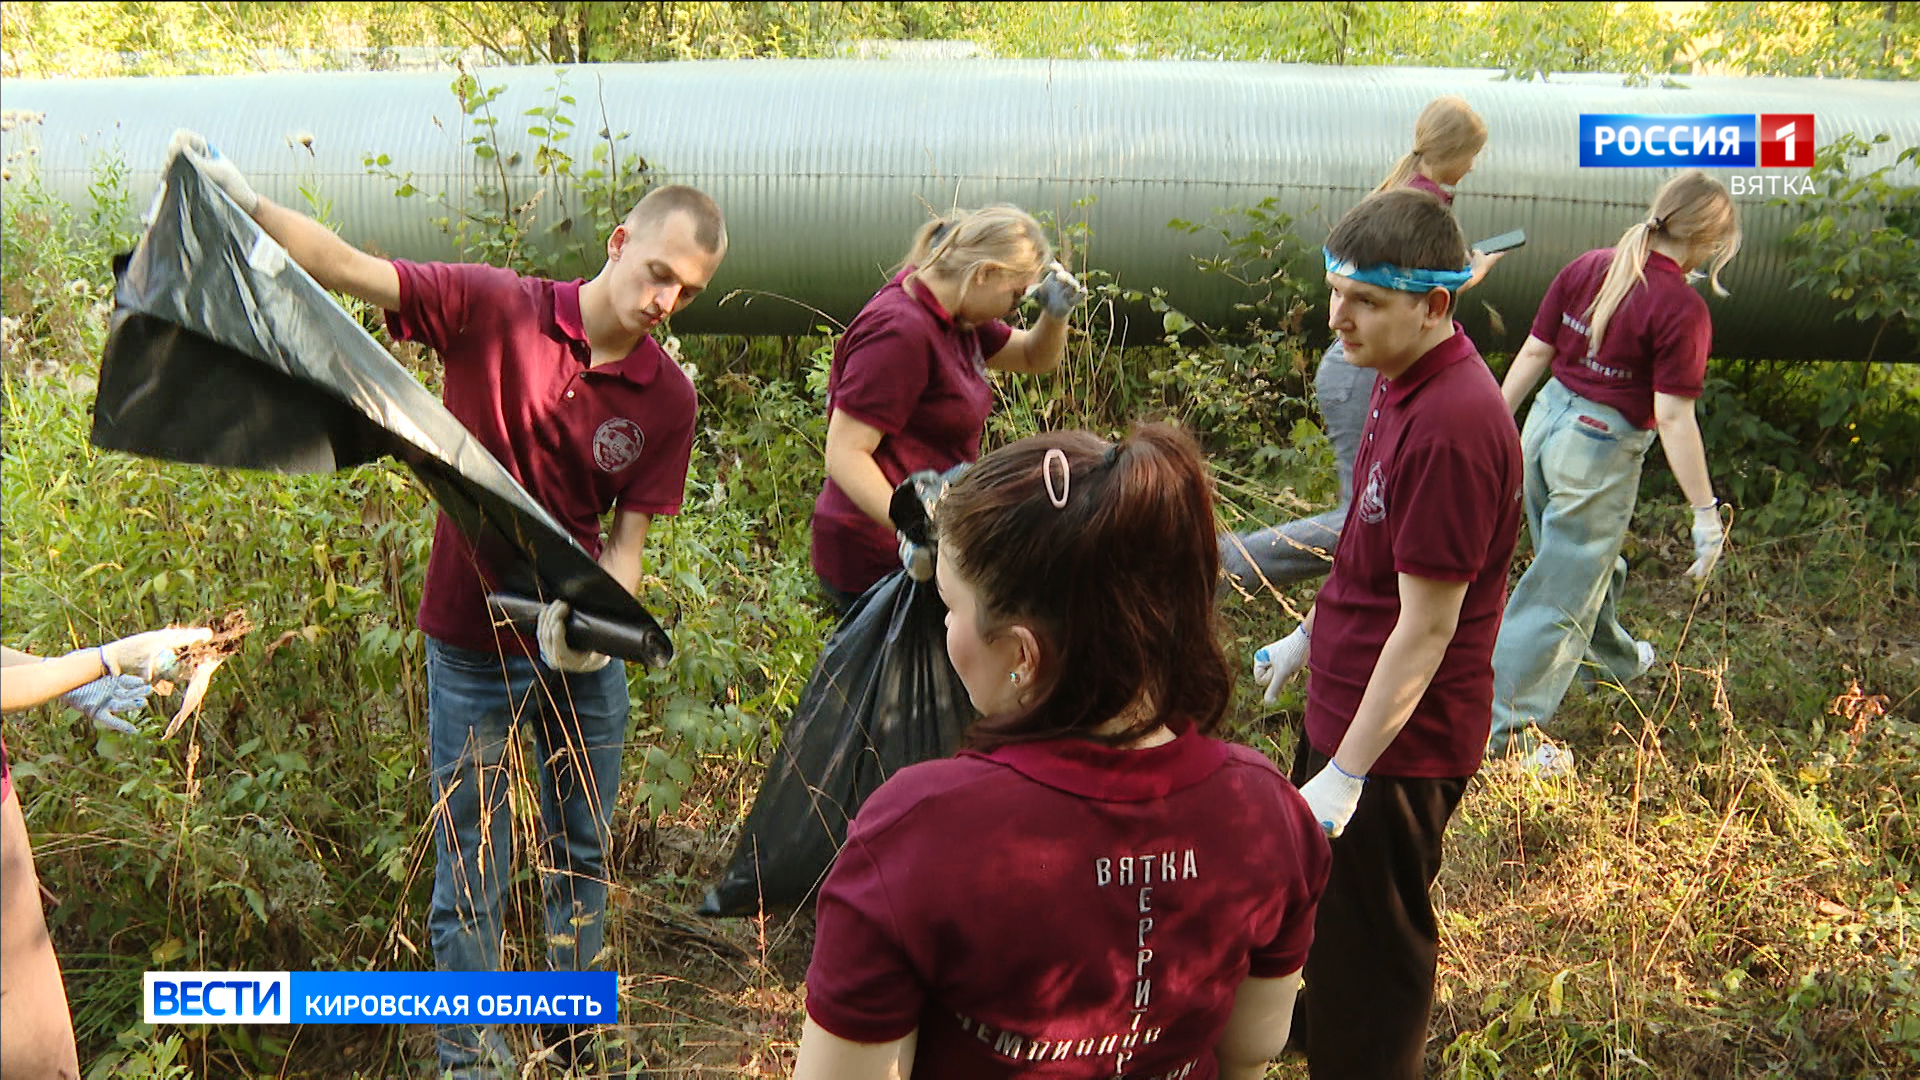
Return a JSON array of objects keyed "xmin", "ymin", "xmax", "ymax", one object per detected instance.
[
  {"xmin": 1690, "ymin": 1, "xmax": 1919, "ymax": 80},
  {"xmin": 3, "ymin": 1, "xmax": 1915, "ymax": 80},
  {"xmin": 1778, "ymin": 132, "xmax": 1920, "ymax": 360}
]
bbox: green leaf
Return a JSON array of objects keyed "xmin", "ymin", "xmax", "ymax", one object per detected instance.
[{"xmin": 243, "ymin": 886, "xmax": 268, "ymax": 925}]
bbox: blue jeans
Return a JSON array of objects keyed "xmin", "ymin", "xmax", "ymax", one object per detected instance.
[
  {"xmin": 1221, "ymin": 340, "xmax": 1377, "ymax": 589},
  {"xmin": 425, "ymin": 638, "xmax": 629, "ymax": 1077},
  {"xmin": 1488, "ymin": 379, "xmax": 1657, "ymax": 754}
]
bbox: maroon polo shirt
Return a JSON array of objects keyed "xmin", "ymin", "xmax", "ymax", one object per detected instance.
[
  {"xmin": 1529, "ymin": 249, "xmax": 1712, "ymax": 429},
  {"xmin": 1305, "ymin": 326, "xmax": 1522, "ymax": 778},
  {"xmin": 811, "ymin": 270, "xmax": 1014, "ymax": 594},
  {"xmin": 806, "ymin": 723, "xmax": 1330, "ymax": 1079},
  {"xmin": 1404, "ymin": 172, "xmax": 1455, "ymax": 206},
  {"xmin": 385, "ymin": 260, "xmax": 696, "ymax": 655}
]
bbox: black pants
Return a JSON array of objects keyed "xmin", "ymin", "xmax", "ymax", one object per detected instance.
[{"xmin": 1290, "ymin": 742, "xmax": 1470, "ymax": 1079}]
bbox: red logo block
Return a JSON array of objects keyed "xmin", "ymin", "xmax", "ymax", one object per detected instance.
[{"xmin": 1759, "ymin": 113, "xmax": 1815, "ymax": 168}]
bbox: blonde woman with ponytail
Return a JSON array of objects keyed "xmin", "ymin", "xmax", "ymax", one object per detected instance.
[
  {"xmin": 811, "ymin": 205, "xmax": 1087, "ymax": 610},
  {"xmin": 1488, "ymin": 169, "xmax": 1741, "ymax": 770},
  {"xmin": 1226, "ymin": 95, "xmax": 1501, "ymax": 595}
]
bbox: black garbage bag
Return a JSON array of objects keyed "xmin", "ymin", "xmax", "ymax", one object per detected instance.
[
  {"xmin": 89, "ymin": 151, "xmax": 670, "ymax": 667},
  {"xmin": 699, "ymin": 468, "xmax": 975, "ymax": 916}
]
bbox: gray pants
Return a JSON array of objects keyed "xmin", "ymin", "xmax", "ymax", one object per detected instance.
[{"xmin": 1221, "ymin": 340, "xmax": 1377, "ymax": 590}]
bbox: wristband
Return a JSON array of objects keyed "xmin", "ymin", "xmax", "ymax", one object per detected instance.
[
  {"xmin": 1298, "ymin": 623, "xmax": 1311, "ymax": 641},
  {"xmin": 1328, "ymin": 758, "xmax": 1366, "ymax": 782},
  {"xmin": 98, "ymin": 645, "xmax": 115, "ymax": 677}
]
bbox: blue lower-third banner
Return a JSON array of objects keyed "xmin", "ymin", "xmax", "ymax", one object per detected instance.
[{"xmin": 144, "ymin": 971, "xmax": 619, "ymax": 1024}]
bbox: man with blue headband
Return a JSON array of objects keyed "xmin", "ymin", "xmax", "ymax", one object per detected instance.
[{"xmin": 1254, "ymin": 187, "xmax": 1523, "ymax": 1079}]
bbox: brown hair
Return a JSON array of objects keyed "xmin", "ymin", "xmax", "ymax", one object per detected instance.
[
  {"xmin": 937, "ymin": 423, "xmax": 1232, "ymax": 751},
  {"xmin": 625, "ymin": 184, "xmax": 728, "ymax": 256},
  {"xmin": 1373, "ymin": 95, "xmax": 1488, "ymax": 195},
  {"xmin": 1584, "ymin": 169, "xmax": 1741, "ymax": 355},
  {"xmin": 1325, "ymin": 187, "xmax": 1468, "ymax": 313},
  {"xmin": 900, "ymin": 204, "xmax": 1053, "ymax": 314}
]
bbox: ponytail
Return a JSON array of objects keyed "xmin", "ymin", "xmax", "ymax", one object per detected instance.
[
  {"xmin": 896, "ymin": 205, "xmax": 1054, "ymax": 314},
  {"xmin": 1372, "ymin": 96, "xmax": 1487, "ymax": 196},
  {"xmin": 1585, "ymin": 222, "xmax": 1659, "ymax": 356},
  {"xmin": 1584, "ymin": 169, "xmax": 1742, "ymax": 356},
  {"xmin": 904, "ymin": 217, "xmax": 958, "ymax": 271},
  {"xmin": 939, "ymin": 423, "xmax": 1230, "ymax": 751},
  {"xmin": 1372, "ymin": 150, "xmax": 1422, "ymax": 196}
]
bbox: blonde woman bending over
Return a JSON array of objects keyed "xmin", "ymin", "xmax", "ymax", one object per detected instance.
[
  {"xmin": 809, "ymin": 205, "xmax": 1087, "ymax": 612},
  {"xmin": 1488, "ymin": 170, "xmax": 1741, "ymax": 770}
]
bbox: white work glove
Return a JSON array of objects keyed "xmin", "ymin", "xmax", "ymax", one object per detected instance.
[
  {"xmin": 898, "ymin": 533, "xmax": 934, "ymax": 583},
  {"xmin": 1685, "ymin": 501, "xmax": 1726, "ymax": 581},
  {"xmin": 98, "ymin": 627, "xmax": 211, "ymax": 681},
  {"xmin": 1297, "ymin": 761, "xmax": 1367, "ymax": 838},
  {"xmin": 1252, "ymin": 624, "xmax": 1310, "ymax": 703},
  {"xmin": 166, "ymin": 129, "xmax": 260, "ymax": 215},
  {"xmin": 536, "ymin": 600, "xmax": 610, "ymax": 674},
  {"xmin": 61, "ymin": 674, "xmax": 157, "ymax": 735},
  {"xmin": 1029, "ymin": 261, "xmax": 1088, "ymax": 320}
]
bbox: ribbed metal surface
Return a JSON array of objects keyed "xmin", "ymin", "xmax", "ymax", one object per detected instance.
[{"xmin": 5, "ymin": 61, "xmax": 1916, "ymax": 358}]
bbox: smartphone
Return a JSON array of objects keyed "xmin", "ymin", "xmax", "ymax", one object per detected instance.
[{"xmin": 1473, "ymin": 228, "xmax": 1527, "ymax": 255}]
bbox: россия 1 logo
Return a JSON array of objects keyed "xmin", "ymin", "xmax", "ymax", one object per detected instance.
[
  {"xmin": 1580, "ymin": 113, "xmax": 1814, "ymax": 168},
  {"xmin": 1580, "ymin": 113, "xmax": 1816, "ymax": 194}
]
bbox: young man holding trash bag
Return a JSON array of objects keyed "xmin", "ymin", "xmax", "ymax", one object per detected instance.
[
  {"xmin": 1256, "ymin": 188, "xmax": 1522, "ymax": 1079},
  {"xmin": 163, "ymin": 131, "xmax": 725, "ymax": 1077}
]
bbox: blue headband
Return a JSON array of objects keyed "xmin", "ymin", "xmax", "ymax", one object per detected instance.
[{"xmin": 1324, "ymin": 247, "xmax": 1472, "ymax": 293}]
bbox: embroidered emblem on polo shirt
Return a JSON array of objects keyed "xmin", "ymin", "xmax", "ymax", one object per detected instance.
[
  {"xmin": 591, "ymin": 418, "xmax": 645, "ymax": 472},
  {"xmin": 1358, "ymin": 460, "xmax": 1388, "ymax": 525}
]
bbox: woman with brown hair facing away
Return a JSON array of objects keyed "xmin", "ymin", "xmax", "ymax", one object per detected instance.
[
  {"xmin": 810, "ymin": 205, "xmax": 1086, "ymax": 613},
  {"xmin": 794, "ymin": 424, "xmax": 1331, "ymax": 1080},
  {"xmin": 1488, "ymin": 169, "xmax": 1741, "ymax": 772}
]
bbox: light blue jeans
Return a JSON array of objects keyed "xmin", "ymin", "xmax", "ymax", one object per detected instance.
[
  {"xmin": 1488, "ymin": 379, "xmax": 1657, "ymax": 754},
  {"xmin": 425, "ymin": 638, "xmax": 628, "ymax": 1078},
  {"xmin": 1221, "ymin": 340, "xmax": 1378, "ymax": 589}
]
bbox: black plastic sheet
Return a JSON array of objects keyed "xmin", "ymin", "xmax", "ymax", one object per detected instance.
[
  {"xmin": 91, "ymin": 154, "xmax": 670, "ymax": 667},
  {"xmin": 699, "ymin": 469, "xmax": 974, "ymax": 917}
]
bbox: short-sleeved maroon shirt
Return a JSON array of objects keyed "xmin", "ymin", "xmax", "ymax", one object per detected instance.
[
  {"xmin": 811, "ymin": 271, "xmax": 1014, "ymax": 595},
  {"xmin": 1403, "ymin": 172, "xmax": 1455, "ymax": 206},
  {"xmin": 1305, "ymin": 327, "xmax": 1523, "ymax": 778},
  {"xmin": 805, "ymin": 724, "xmax": 1330, "ymax": 1079},
  {"xmin": 1528, "ymin": 249, "xmax": 1712, "ymax": 429},
  {"xmin": 385, "ymin": 261, "xmax": 696, "ymax": 655}
]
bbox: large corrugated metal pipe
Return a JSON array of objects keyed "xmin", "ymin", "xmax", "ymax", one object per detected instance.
[{"xmin": 4, "ymin": 61, "xmax": 1916, "ymax": 359}]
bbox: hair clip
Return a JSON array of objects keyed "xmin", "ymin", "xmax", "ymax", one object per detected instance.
[
  {"xmin": 929, "ymin": 219, "xmax": 953, "ymax": 245},
  {"xmin": 1042, "ymin": 447, "xmax": 1071, "ymax": 509},
  {"xmin": 1102, "ymin": 443, "xmax": 1121, "ymax": 467},
  {"xmin": 1646, "ymin": 215, "xmax": 1667, "ymax": 232}
]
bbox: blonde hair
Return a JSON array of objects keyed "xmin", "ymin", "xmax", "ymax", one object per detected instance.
[
  {"xmin": 901, "ymin": 205, "xmax": 1053, "ymax": 313},
  {"xmin": 1374, "ymin": 96, "xmax": 1488, "ymax": 195},
  {"xmin": 1584, "ymin": 169, "xmax": 1742, "ymax": 355}
]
